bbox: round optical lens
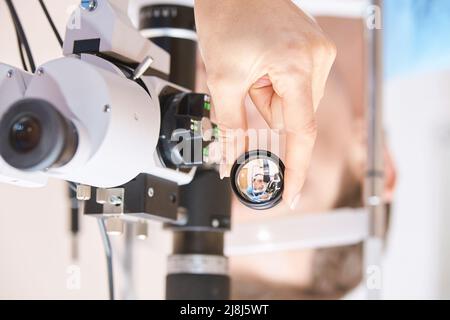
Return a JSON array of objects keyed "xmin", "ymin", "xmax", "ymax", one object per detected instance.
[
  {"xmin": 9, "ymin": 115, "xmax": 42, "ymax": 153},
  {"xmin": 231, "ymin": 151, "xmax": 284, "ymax": 210}
]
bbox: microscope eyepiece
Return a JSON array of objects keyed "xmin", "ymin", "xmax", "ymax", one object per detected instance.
[
  {"xmin": 0, "ymin": 98, "xmax": 78, "ymax": 171},
  {"xmin": 230, "ymin": 150, "xmax": 285, "ymax": 210},
  {"xmin": 9, "ymin": 115, "xmax": 42, "ymax": 154}
]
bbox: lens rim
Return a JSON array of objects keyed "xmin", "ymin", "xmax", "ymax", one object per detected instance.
[
  {"xmin": 230, "ymin": 150, "xmax": 285, "ymax": 210},
  {"xmin": 0, "ymin": 98, "xmax": 71, "ymax": 171}
]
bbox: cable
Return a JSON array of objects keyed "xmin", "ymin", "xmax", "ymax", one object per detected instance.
[
  {"xmin": 68, "ymin": 182, "xmax": 79, "ymax": 261},
  {"xmin": 14, "ymin": 28, "xmax": 28, "ymax": 71},
  {"xmin": 97, "ymin": 219, "xmax": 115, "ymax": 300},
  {"xmin": 68, "ymin": 181, "xmax": 77, "ymax": 193},
  {"xmin": 5, "ymin": 0, "xmax": 36, "ymax": 72},
  {"xmin": 38, "ymin": 0, "xmax": 63, "ymax": 47}
]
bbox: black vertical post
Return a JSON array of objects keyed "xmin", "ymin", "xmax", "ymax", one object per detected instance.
[
  {"xmin": 138, "ymin": 3, "xmax": 232, "ymax": 300},
  {"xmin": 139, "ymin": 4, "xmax": 197, "ymax": 90},
  {"xmin": 166, "ymin": 170, "xmax": 231, "ymax": 300},
  {"xmin": 69, "ymin": 184, "xmax": 79, "ymax": 261}
]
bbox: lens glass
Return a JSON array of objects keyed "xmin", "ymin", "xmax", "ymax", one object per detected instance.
[
  {"xmin": 9, "ymin": 115, "xmax": 42, "ymax": 153},
  {"xmin": 235, "ymin": 157, "xmax": 283, "ymax": 205}
]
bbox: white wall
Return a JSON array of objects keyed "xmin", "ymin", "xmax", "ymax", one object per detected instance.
[{"xmin": 382, "ymin": 70, "xmax": 450, "ymax": 299}]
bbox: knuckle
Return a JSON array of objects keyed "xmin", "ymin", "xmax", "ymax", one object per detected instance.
[
  {"xmin": 287, "ymin": 118, "xmax": 318, "ymax": 146},
  {"xmin": 301, "ymin": 119, "xmax": 318, "ymax": 141},
  {"xmin": 314, "ymin": 36, "xmax": 337, "ymax": 61},
  {"xmin": 284, "ymin": 37, "xmax": 308, "ymax": 52},
  {"xmin": 206, "ymin": 72, "xmax": 226, "ymax": 90}
]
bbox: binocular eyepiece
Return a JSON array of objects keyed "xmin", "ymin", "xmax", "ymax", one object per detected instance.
[{"xmin": 0, "ymin": 98, "xmax": 78, "ymax": 171}]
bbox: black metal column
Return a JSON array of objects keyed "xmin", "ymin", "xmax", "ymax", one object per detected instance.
[
  {"xmin": 166, "ymin": 170, "xmax": 231, "ymax": 300},
  {"xmin": 139, "ymin": 4, "xmax": 197, "ymax": 90},
  {"xmin": 139, "ymin": 3, "xmax": 232, "ymax": 300}
]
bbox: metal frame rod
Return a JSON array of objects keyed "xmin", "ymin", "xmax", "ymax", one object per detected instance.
[{"xmin": 363, "ymin": 0, "xmax": 385, "ymax": 300}]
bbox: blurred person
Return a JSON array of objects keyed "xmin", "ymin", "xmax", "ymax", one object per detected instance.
[{"xmin": 247, "ymin": 174, "xmax": 268, "ymax": 202}]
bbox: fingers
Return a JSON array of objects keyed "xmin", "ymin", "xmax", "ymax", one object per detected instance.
[
  {"xmin": 271, "ymin": 71, "xmax": 317, "ymax": 210},
  {"xmin": 208, "ymin": 80, "xmax": 248, "ymax": 178},
  {"xmin": 249, "ymin": 71, "xmax": 318, "ymax": 210},
  {"xmin": 249, "ymin": 76, "xmax": 284, "ymax": 130}
]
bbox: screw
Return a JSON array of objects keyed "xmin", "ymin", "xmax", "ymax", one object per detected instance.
[
  {"xmin": 104, "ymin": 105, "xmax": 111, "ymax": 113},
  {"xmin": 367, "ymin": 196, "xmax": 381, "ymax": 206},
  {"xmin": 211, "ymin": 219, "xmax": 220, "ymax": 228},
  {"xmin": 6, "ymin": 70, "xmax": 13, "ymax": 78},
  {"xmin": 80, "ymin": 0, "xmax": 97, "ymax": 11},
  {"xmin": 36, "ymin": 68, "xmax": 44, "ymax": 76},
  {"xmin": 109, "ymin": 195, "xmax": 122, "ymax": 206},
  {"xmin": 147, "ymin": 187, "xmax": 154, "ymax": 198}
]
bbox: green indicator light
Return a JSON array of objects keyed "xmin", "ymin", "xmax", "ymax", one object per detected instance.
[
  {"xmin": 204, "ymin": 101, "xmax": 211, "ymax": 111},
  {"xmin": 213, "ymin": 126, "xmax": 219, "ymax": 138},
  {"xmin": 191, "ymin": 120, "xmax": 200, "ymax": 132}
]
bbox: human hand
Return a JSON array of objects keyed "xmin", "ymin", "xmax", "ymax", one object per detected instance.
[{"xmin": 195, "ymin": 0, "xmax": 336, "ymax": 209}]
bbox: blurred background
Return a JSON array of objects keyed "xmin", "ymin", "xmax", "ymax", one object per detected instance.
[{"xmin": 0, "ymin": 0, "xmax": 449, "ymax": 299}]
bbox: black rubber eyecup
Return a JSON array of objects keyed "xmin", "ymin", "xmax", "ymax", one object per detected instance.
[
  {"xmin": 230, "ymin": 150, "xmax": 285, "ymax": 210},
  {"xmin": 0, "ymin": 98, "xmax": 72, "ymax": 171}
]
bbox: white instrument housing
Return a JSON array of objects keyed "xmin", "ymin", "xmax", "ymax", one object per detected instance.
[
  {"xmin": 13, "ymin": 54, "xmax": 194, "ymax": 187},
  {"xmin": 64, "ymin": 0, "xmax": 170, "ymax": 74}
]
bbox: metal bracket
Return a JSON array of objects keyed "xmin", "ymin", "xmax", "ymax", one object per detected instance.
[
  {"xmin": 83, "ymin": 174, "xmax": 181, "ymax": 224},
  {"xmin": 96, "ymin": 188, "xmax": 125, "ymax": 215}
]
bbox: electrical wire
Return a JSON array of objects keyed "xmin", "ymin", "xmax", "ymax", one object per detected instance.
[
  {"xmin": 68, "ymin": 182, "xmax": 78, "ymax": 193},
  {"xmin": 14, "ymin": 28, "xmax": 28, "ymax": 71},
  {"xmin": 5, "ymin": 0, "xmax": 36, "ymax": 72},
  {"xmin": 38, "ymin": 0, "xmax": 63, "ymax": 47},
  {"xmin": 71, "ymin": 181, "xmax": 115, "ymax": 299},
  {"xmin": 97, "ymin": 219, "xmax": 115, "ymax": 300}
]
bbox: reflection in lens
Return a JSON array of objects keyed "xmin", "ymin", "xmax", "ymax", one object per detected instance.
[
  {"xmin": 9, "ymin": 116, "xmax": 42, "ymax": 153},
  {"xmin": 233, "ymin": 153, "xmax": 284, "ymax": 209}
]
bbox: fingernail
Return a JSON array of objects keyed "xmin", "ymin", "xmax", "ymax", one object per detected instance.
[
  {"xmin": 253, "ymin": 77, "xmax": 272, "ymax": 88},
  {"xmin": 223, "ymin": 163, "xmax": 232, "ymax": 178},
  {"xmin": 219, "ymin": 163, "xmax": 226, "ymax": 179},
  {"xmin": 289, "ymin": 193, "xmax": 302, "ymax": 211}
]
